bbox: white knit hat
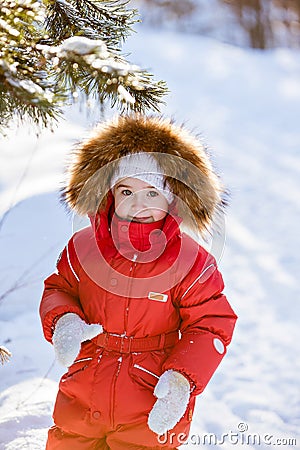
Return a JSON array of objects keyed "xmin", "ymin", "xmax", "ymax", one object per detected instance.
[{"xmin": 110, "ymin": 153, "xmax": 174, "ymax": 204}]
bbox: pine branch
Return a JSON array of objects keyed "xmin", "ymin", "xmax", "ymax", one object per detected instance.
[
  {"xmin": 0, "ymin": 0, "xmax": 168, "ymax": 134},
  {"xmin": 44, "ymin": 0, "xmax": 137, "ymax": 48},
  {"xmin": 0, "ymin": 0, "xmax": 63, "ymax": 133},
  {"xmin": 39, "ymin": 36, "xmax": 167, "ymax": 112}
]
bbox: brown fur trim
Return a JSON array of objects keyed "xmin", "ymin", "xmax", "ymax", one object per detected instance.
[{"xmin": 62, "ymin": 115, "xmax": 225, "ymax": 233}]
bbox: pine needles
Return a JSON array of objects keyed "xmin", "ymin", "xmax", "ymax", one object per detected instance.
[{"xmin": 0, "ymin": 0, "xmax": 168, "ymax": 134}]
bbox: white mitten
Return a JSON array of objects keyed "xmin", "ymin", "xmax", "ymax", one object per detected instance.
[
  {"xmin": 148, "ymin": 369, "xmax": 190, "ymax": 435},
  {"xmin": 52, "ymin": 313, "xmax": 103, "ymax": 367}
]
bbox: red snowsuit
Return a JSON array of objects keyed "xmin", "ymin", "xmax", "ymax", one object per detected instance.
[{"xmin": 40, "ymin": 197, "xmax": 237, "ymax": 449}]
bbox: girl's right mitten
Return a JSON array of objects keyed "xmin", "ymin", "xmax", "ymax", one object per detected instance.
[{"xmin": 52, "ymin": 313, "xmax": 102, "ymax": 367}]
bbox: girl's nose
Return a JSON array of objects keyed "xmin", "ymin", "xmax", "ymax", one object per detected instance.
[{"xmin": 131, "ymin": 191, "xmax": 147, "ymax": 209}]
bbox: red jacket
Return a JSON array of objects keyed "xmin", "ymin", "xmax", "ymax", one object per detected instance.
[{"xmin": 40, "ymin": 197, "xmax": 237, "ymax": 443}]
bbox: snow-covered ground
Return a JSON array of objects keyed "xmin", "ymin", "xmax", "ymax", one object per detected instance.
[{"xmin": 0, "ymin": 25, "xmax": 300, "ymax": 449}]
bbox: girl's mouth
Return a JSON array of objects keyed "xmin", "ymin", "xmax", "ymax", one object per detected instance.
[{"xmin": 131, "ymin": 216, "xmax": 152, "ymax": 223}]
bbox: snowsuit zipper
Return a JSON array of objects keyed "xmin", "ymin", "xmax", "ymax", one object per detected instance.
[
  {"xmin": 124, "ymin": 253, "xmax": 138, "ymax": 335},
  {"xmin": 110, "ymin": 254, "xmax": 137, "ymax": 426}
]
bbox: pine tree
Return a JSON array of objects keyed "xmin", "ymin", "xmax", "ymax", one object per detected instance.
[{"xmin": 0, "ymin": 0, "xmax": 168, "ymax": 134}]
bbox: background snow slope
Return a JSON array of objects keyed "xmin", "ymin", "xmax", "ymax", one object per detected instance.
[{"xmin": 0, "ymin": 26, "xmax": 299, "ymax": 449}]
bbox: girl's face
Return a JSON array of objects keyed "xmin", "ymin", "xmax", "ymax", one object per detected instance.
[{"xmin": 113, "ymin": 177, "xmax": 169, "ymax": 223}]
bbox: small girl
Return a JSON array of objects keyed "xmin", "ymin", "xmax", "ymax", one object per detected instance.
[{"xmin": 40, "ymin": 115, "xmax": 237, "ymax": 449}]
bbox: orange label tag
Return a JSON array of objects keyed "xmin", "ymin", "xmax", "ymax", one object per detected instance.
[{"xmin": 148, "ymin": 292, "xmax": 168, "ymax": 302}]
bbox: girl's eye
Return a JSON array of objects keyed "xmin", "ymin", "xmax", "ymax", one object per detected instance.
[
  {"xmin": 121, "ymin": 189, "xmax": 132, "ymax": 196},
  {"xmin": 148, "ymin": 190, "xmax": 159, "ymax": 198}
]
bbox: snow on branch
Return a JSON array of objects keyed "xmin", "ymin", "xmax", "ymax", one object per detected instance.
[
  {"xmin": 0, "ymin": 0, "xmax": 167, "ymax": 133},
  {"xmin": 37, "ymin": 35, "xmax": 167, "ymax": 111}
]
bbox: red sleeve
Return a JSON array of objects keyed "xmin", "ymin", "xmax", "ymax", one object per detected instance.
[
  {"xmin": 39, "ymin": 237, "xmax": 85, "ymax": 343},
  {"xmin": 163, "ymin": 248, "xmax": 237, "ymax": 395}
]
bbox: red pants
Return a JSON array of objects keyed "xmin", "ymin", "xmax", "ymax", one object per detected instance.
[
  {"xmin": 47, "ymin": 351, "xmax": 194, "ymax": 449},
  {"xmin": 46, "ymin": 425, "xmax": 177, "ymax": 449}
]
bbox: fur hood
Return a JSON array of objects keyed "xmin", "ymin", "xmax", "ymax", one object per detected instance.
[{"xmin": 62, "ymin": 115, "xmax": 226, "ymax": 233}]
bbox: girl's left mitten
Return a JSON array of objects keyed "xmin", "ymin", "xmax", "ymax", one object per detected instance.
[
  {"xmin": 52, "ymin": 313, "xmax": 102, "ymax": 367},
  {"xmin": 148, "ymin": 370, "xmax": 190, "ymax": 435}
]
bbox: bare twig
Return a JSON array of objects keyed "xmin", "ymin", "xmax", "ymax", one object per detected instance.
[
  {"xmin": 0, "ymin": 346, "xmax": 12, "ymax": 364},
  {"xmin": 0, "ymin": 140, "xmax": 39, "ymax": 233},
  {"xmin": 16, "ymin": 358, "xmax": 56, "ymax": 410},
  {"xmin": 0, "ymin": 242, "xmax": 61, "ymax": 304}
]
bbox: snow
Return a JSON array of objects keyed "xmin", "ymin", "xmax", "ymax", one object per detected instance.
[
  {"xmin": 0, "ymin": 18, "xmax": 20, "ymax": 37},
  {"xmin": 58, "ymin": 36, "xmax": 108, "ymax": 56},
  {"xmin": 117, "ymin": 84, "xmax": 135, "ymax": 104},
  {"xmin": 1, "ymin": 25, "xmax": 300, "ymax": 449}
]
